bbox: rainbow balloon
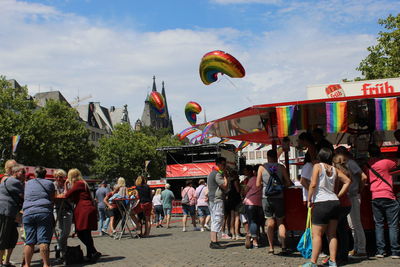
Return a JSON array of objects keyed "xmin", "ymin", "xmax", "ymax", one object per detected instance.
[
  {"xmin": 178, "ymin": 126, "xmax": 198, "ymax": 140},
  {"xmin": 149, "ymin": 91, "xmax": 165, "ymax": 116},
  {"xmin": 185, "ymin": 101, "xmax": 202, "ymax": 126},
  {"xmin": 199, "ymin": 50, "xmax": 245, "ymax": 85}
]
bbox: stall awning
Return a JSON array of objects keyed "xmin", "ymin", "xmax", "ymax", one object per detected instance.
[{"xmin": 197, "ymin": 92, "xmax": 400, "ymax": 145}]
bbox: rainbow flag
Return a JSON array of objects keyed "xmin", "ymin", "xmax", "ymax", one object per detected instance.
[
  {"xmin": 326, "ymin": 102, "xmax": 347, "ymax": 133},
  {"xmin": 375, "ymin": 98, "xmax": 398, "ymax": 131},
  {"xmin": 12, "ymin": 135, "xmax": 21, "ymax": 153},
  {"xmin": 235, "ymin": 141, "xmax": 250, "ymax": 152},
  {"xmin": 276, "ymin": 106, "xmax": 296, "ymax": 138}
]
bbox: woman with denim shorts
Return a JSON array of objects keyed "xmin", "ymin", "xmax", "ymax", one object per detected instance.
[{"xmin": 301, "ymin": 148, "xmax": 351, "ymax": 267}]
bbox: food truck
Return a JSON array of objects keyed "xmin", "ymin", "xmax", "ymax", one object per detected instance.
[
  {"xmin": 195, "ymin": 78, "xmax": 400, "ymax": 232},
  {"xmin": 157, "ymin": 143, "xmax": 237, "ymax": 214}
]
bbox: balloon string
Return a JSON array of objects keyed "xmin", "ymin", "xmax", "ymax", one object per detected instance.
[{"xmin": 223, "ymin": 76, "xmax": 253, "ymax": 105}]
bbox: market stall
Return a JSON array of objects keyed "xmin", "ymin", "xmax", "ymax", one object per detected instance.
[{"xmin": 197, "ymin": 92, "xmax": 400, "ymax": 230}]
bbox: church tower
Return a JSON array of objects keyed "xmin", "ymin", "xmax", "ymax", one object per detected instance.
[{"xmin": 140, "ymin": 76, "xmax": 173, "ymax": 134}]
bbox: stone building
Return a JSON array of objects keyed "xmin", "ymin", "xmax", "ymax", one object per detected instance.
[{"xmin": 137, "ymin": 76, "xmax": 173, "ymax": 134}]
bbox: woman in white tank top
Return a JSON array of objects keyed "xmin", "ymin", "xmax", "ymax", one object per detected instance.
[{"xmin": 301, "ymin": 148, "xmax": 351, "ymax": 267}]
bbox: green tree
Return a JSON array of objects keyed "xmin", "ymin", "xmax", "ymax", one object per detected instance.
[
  {"xmin": 92, "ymin": 124, "xmax": 183, "ymax": 182},
  {"xmin": 0, "ymin": 76, "xmax": 35, "ymax": 163},
  {"xmin": 0, "ymin": 76, "xmax": 94, "ymax": 173},
  {"xmin": 357, "ymin": 14, "xmax": 400, "ymax": 79},
  {"xmin": 18, "ymin": 100, "xmax": 94, "ymax": 174}
]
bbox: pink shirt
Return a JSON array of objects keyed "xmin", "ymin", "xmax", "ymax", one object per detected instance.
[
  {"xmin": 368, "ymin": 158, "xmax": 397, "ymax": 200},
  {"xmin": 181, "ymin": 186, "xmax": 196, "ymax": 206},
  {"xmin": 243, "ymin": 176, "xmax": 262, "ymax": 207},
  {"xmin": 195, "ymin": 185, "xmax": 208, "ymax": 207}
]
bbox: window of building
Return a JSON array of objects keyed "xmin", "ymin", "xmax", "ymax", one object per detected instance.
[
  {"xmin": 249, "ymin": 151, "xmax": 255, "ymax": 160},
  {"xmin": 262, "ymin": 151, "xmax": 268, "ymax": 159},
  {"xmin": 256, "ymin": 151, "xmax": 261, "ymax": 159},
  {"xmin": 242, "ymin": 152, "xmax": 248, "ymax": 158}
]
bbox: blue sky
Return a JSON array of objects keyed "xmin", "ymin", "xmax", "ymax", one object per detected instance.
[{"xmin": 1, "ymin": 0, "xmax": 399, "ymax": 133}]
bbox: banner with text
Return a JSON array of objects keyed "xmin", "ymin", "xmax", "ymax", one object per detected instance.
[
  {"xmin": 166, "ymin": 162, "xmax": 214, "ymax": 178},
  {"xmin": 307, "ymin": 78, "xmax": 400, "ymax": 100}
]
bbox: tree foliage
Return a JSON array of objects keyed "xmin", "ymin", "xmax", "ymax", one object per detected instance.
[
  {"xmin": 0, "ymin": 76, "xmax": 94, "ymax": 173},
  {"xmin": 19, "ymin": 100, "xmax": 94, "ymax": 173},
  {"xmin": 357, "ymin": 14, "xmax": 400, "ymax": 79},
  {"xmin": 92, "ymin": 124, "xmax": 183, "ymax": 183}
]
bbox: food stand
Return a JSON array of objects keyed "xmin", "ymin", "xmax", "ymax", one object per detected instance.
[{"xmin": 196, "ymin": 89, "xmax": 400, "ymax": 231}]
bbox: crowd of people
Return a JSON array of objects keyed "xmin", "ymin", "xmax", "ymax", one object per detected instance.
[
  {"xmin": 0, "ymin": 128, "xmax": 399, "ymax": 267},
  {"xmin": 206, "ymin": 129, "xmax": 399, "ymax": 267},
  {"xmin": 0, "ymin": 163, "xmax": 101, "ymax": 267}
]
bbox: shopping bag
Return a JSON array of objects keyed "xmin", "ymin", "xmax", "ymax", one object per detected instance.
[{"xmin": 297, "ymin": 207, "xmax": 312, "ymax": 259}]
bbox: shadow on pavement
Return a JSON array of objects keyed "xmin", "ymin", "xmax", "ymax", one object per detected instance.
[{"xmin": 145, "ymin": 233, "xmax": 172, "ymax": 238}]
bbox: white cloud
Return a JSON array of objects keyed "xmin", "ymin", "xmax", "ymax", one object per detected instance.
[{"xmin": 0, "ymin": 0, "xmax": 393, "ymax": 134}]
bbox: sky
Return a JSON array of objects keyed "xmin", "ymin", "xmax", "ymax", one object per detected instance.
[{"xmin": 0, "ymin": 0, "xmax": 398, "ymax": 134}]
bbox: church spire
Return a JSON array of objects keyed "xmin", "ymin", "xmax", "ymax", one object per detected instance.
[{"xmin": 152, "ymin": 75, "xmax": 157, "ymax": 92}]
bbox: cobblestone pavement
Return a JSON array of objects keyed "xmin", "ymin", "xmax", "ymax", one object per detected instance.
[{"xmin": 10, "ymin": 219, "xmax": 400, "ymax": 267}]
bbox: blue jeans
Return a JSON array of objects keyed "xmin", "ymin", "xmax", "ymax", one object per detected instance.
[
  {"xmin": 23, "ymin": 213, "xmax": 54, "ymax": 245},
  {"xmin": 98, "ymin": 207, "xmax": 110, "ymax": 231},
  {"xmin": 372, "ymin": 198, "xmax": 400, "ymax": 256},
  {"xmin": 245, "ymin": 205, "xmax": 262, "ymax": 238}
]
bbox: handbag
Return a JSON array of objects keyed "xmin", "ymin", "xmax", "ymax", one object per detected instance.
[
  {"xmin": 297, "ymin": 207, "xmax": 313, "ymax": 259},
  {"xmin": 65, "ymin": 245, "xmax": 84, "ymax": 265}
]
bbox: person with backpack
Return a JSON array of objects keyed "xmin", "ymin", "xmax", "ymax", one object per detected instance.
[
  {"xmin": 256, "ymin": 149, "xmax": 291, "ymax": 254},
  {"xmin": 367, "ymin": 144, "xmax": 400, "ymax": 259},
  {"xmin": 181, "ymin": 180, "xmax": 198, "ymax": 232}
]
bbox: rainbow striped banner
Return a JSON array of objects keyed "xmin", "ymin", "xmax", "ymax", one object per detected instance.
[
  {"xmin": 326, "ymin": 102, "xmax": 347, "ymax": 133},
  {"xmin": 12, "ymin": 135, "xmax": 21, "ymax": 153},
  {"xmin": 375, "ymin": 98, "xmax": 398, "ymax": 131},
  {"xmin": 235, "ymin": 141, "xmax": 250, "ymax": 152},
  {"xmin": 276, "ymin": 106, "xmax": 296, "ymax": 138}
]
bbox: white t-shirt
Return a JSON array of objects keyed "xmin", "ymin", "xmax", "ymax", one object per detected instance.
[{"xmin": 301, "ymin": 162, "xmax": 313, "ymax": 201}]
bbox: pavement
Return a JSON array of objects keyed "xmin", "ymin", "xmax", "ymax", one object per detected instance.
[{"xmin": 9, "ymin": 218, "xmax": 400, "ymax": 267}]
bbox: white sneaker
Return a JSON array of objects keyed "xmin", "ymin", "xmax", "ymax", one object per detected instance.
[
  {"xmin": 221, "ymin": 233, "xmax": 231, "ymax": 239},
  {"xmin": 204, "ymin": 224, "xmax": 210, "ymax": 231},
  {"xmin": 182, "ymin": 228, "xmax": 187, "ymax": 232},
  {"xmin": 200, "ymin": 227, "xmax": 205, "ymax": 232}
]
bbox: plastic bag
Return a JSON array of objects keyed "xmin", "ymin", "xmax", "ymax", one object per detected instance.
[{"xmin": 297, "ymin": 207, "xmax": 312, "ymax": 259}]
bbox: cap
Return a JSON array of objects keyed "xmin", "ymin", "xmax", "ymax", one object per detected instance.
[{"xmin": 100, "ymin": 180, "xmax": 107, "ymax": 185}]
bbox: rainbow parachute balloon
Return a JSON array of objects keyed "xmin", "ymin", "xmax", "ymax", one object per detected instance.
[
  {"xmin": 185, "ymin": 101, "xmax": 202, "ymax": 126},
  {"xmin": 199, "ymin": 50, "xmax": 245, "ymax": 85},
  {"xmin": 149, "ymin": 91, "xmax": 165, "ymax": 116}
]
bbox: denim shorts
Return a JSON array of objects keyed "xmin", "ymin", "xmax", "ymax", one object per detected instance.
[
  {"xmin": 182, "ymin": 204, "xmax": 195, "ymax": 216},
  {"xmin": 197, "ymin": 206, "xmax": 210, "ymax": 217},
  {"xmin": 23, "ymin": 213, "xmax": 54, "ymax": 245},
  {"xmin": 163, "ymin": 208, "xmax": 172, "ymax": 215}
]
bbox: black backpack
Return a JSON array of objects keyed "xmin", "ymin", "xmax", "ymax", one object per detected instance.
[{"xmin": 264, "ymin": 166, "xmax": 284, "ymax": 197}]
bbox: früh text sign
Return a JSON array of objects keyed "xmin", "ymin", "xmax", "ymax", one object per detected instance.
[{"xmin": 307, "ymin": 78, "xmax": 400, "ymax": 100}]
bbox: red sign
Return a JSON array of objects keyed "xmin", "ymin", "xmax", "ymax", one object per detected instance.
[{"xmin": 166, "ymin": 162, "xmax": 214, "ymax": 178}]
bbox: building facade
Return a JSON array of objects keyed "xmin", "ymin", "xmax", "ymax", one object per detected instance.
[{"xmin": 137, "ymin": 76, "xmax": 173, "ymax": 134}]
